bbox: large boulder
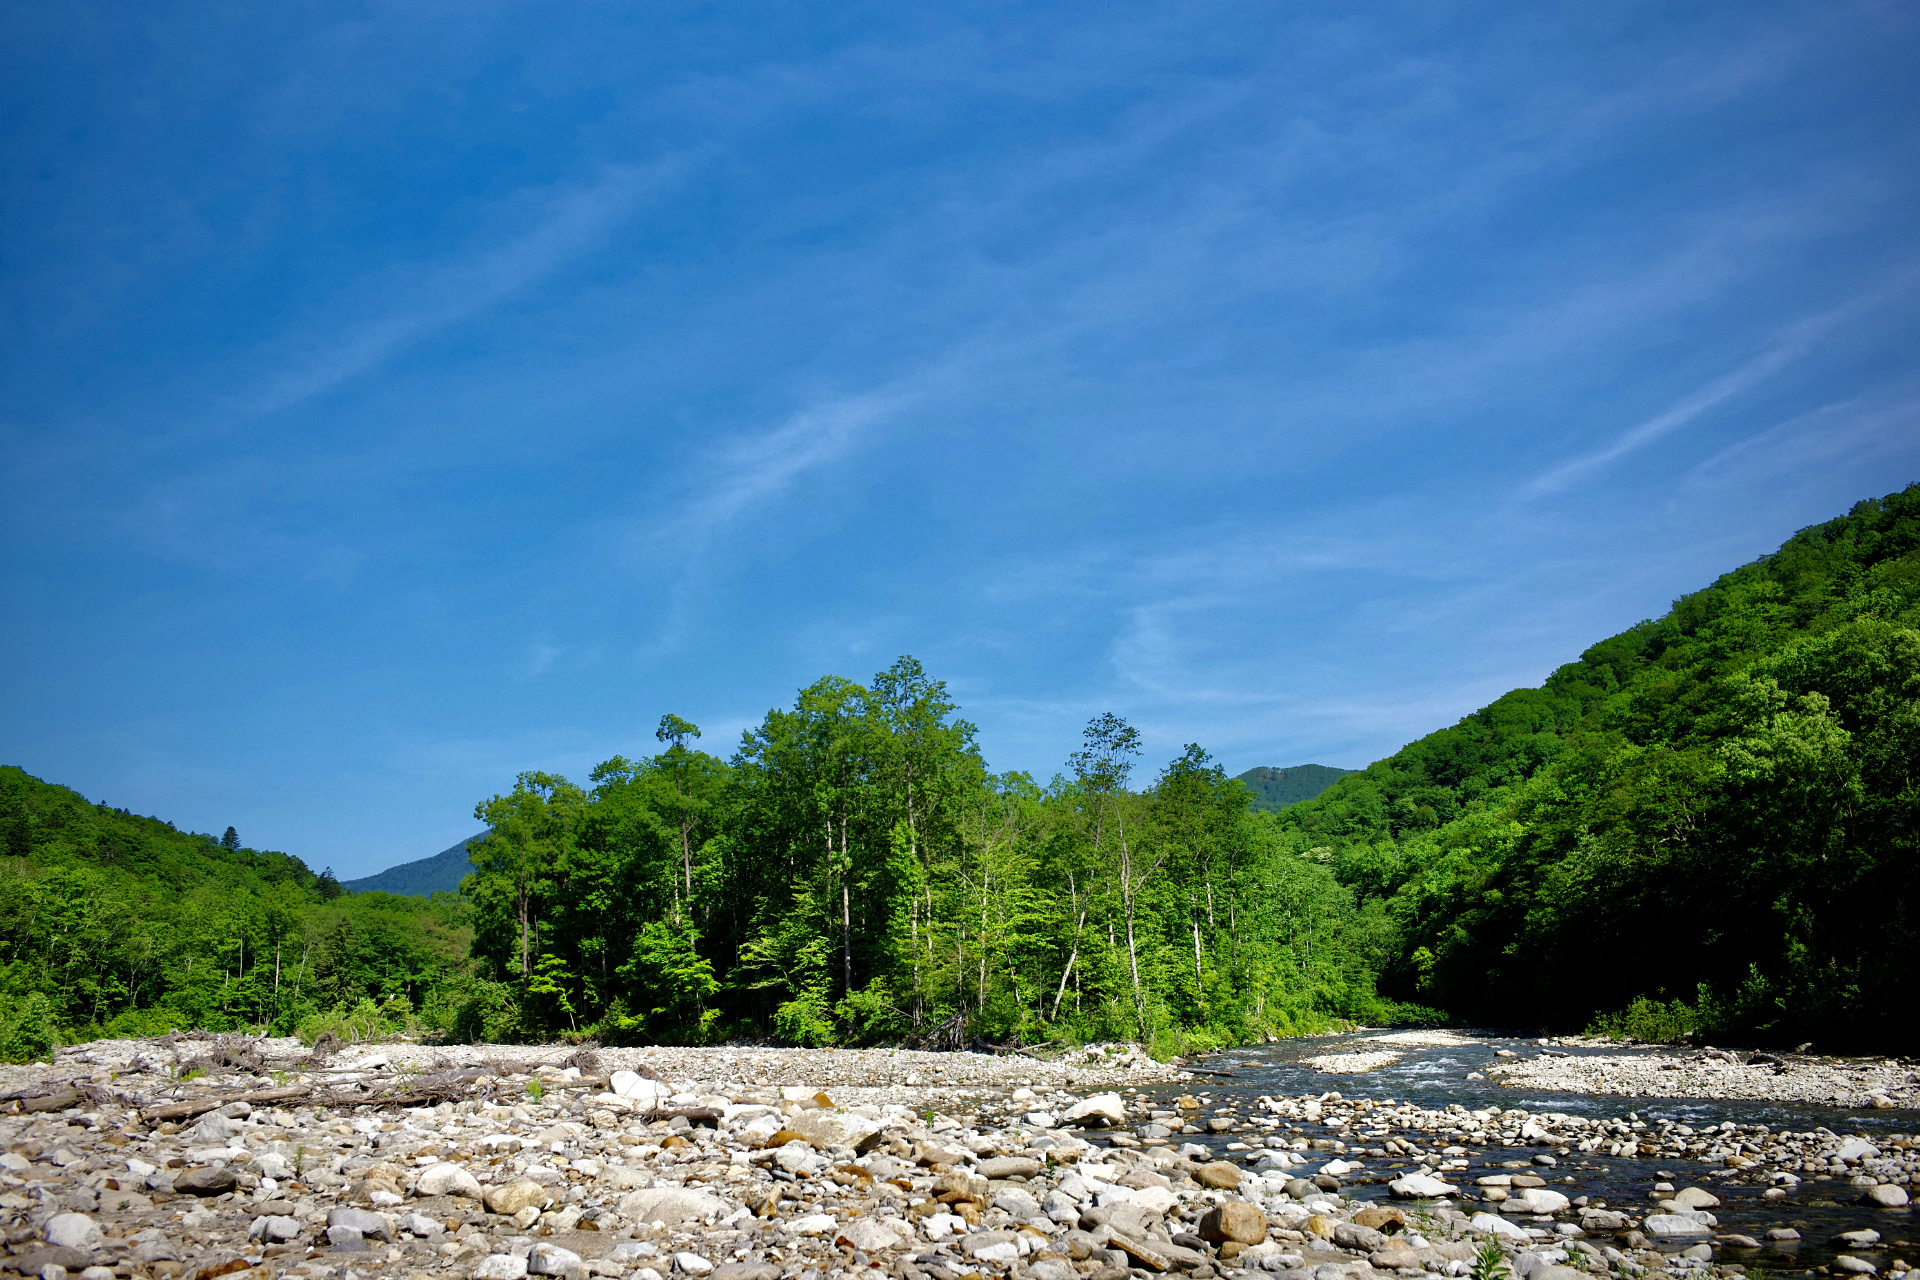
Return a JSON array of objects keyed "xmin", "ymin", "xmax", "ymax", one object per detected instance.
[
  {"xmin": 1645, "ymin": 1215, "xmax": 1712, "ymax": 1238},
  {"xmin": 42, "ymin": 1215, "xmax": 101, "ymax": 1252},
  {"xmin": 978, "ymin": 1156, "xmax": 1043, "ymax": 1179},
  {"xmin": 1199, "ymin": 1203, "xmax": 1267, "ymax": 1245},
  {"xmin": 1671, "ymin": 1188, "xmax": 1719, "ymax": 1210},
  {"xmin": 1863, "ymin": 1185, "xmax": 1910, "ymax": 1208}
]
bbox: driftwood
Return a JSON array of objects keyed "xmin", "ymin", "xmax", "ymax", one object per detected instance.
[
  {"xmin": 134, "ymin": 1059, "xmax": 640, "ymax": 1124},
  {"xmin": 7, "ymin": 1089, "xmax": 83, "ymax": 1115},
  {"xmin": 141, "ymin": 1085, "xmax": 314, "ymax": 1122}
]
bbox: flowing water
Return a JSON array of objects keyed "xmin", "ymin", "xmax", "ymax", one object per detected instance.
[{"xmin": 1120, "ymin": 1031, "xmax": 1915, "ymax": 1273}]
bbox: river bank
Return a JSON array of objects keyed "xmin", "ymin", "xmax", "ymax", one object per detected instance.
[{"xmin": 2, "ymin": 1030, "xmax": 1914, "ymax": 1280}]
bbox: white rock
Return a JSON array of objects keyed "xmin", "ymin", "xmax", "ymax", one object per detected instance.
[
  {"xmin": 1124, "ymin": 1186, "xmax": 1179, "ymax": 1215},
  {"xmin": 1507, "ymin": 1189, "xmax": 1570, "ymax": 1214},
  {"xmin": 1389, "ymin": 1173, "xmax": 1459, "ymax": 1199},
  {"xmin": 1835, "ymin": 1139, "xmax": 1881, "ymax": 1162},
  {"xmin": 598, "ymin": 1163, "xmax": 650, "ymax": 1190},
  {"xmin": 784, "ymin": 1108, "xmax": 883, "ymax": 1151},
  {"xmin": 44, "ymin": 1216, "xmax": 101, "ymax": 1251},
  {"xmin": 1061, "ymin": 1093, "xmax": 1127, "ymax": 1125},
  {"xmin": 786, "ymin": 1214, "xmax": 837, "ymax": 1235},
  {"xmin": 528, "ymin": 1244, "xmax": 584, "ymax": 1276},
  {"xmin": 406, "ymin": 1214, "xmax": 445, "ymax": 1237},
  {"xmin": 673, "ymin": 1254, "xmax": 712, "ymax": 1277},
  {"xmin": 474, "ymin": 1256, "xmax": 530, "ymax": 1280},
  {"xmin": 1471, "ymin": 1213, "xmax": 1530, "ymax": 1240},
  {"xmin": 1863, "ymin": 1185, "xmax": 1909, "ymax": 1208},
  {"xmin": 416, "ymin": 1163, "xmax": 483, "ymax": 1199},
  {"xmin": 835, "ymin": 1218, "xmax": 903, "ymax": 1253},
  {"xmin": 615, "ymin": 1188, "xmax": 728, "ymax": 1227},
  {"xmin": 922, "ymin": 1213, "xmax": 966, "ymax": 1240},
  {"xmin": 610, "ymin": 1071, "xmax": 672, "ymax": 1103},
  {"xmin": 972, "ymin": 1243, "xmax": 1020, "ymax": 1265},
  {"xmin": 1645, "ymin": 1215, "xmax": 1712, "ymax": 1237}
]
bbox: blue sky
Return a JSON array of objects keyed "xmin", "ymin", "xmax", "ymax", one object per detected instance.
[{"xmin": 5, "ymin": 1, "xmax": 1919, "ymax": 878}]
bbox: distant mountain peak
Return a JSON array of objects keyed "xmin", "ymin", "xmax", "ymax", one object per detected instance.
[
  {"xmin": 1234, "ymin": 763, "xmax": 1353, "ymax": 812},
  {"xmin": 341, "ymin": 833, "xmax": 485, "ymax": 897}
]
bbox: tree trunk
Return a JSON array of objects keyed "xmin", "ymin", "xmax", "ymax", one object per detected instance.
[
  {"xmin": 841, "ymin": 812, "xmax": 852, "ymax": 999},
  {"xmin": 1191, "ymin": 904, "xmax": 1204, "ymax": 997}
]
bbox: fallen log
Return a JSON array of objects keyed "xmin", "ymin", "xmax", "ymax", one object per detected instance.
[{"xmin": 141, "ymin": 1085, "xmax": 313, "ymax": 1122}]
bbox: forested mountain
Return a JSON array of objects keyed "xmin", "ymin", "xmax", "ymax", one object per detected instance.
[
  {"xmin": 1234, "ymin": 765, "xmax": 1354, "ymax": 812},
  {"xmin": 344, "ymin": 834, "xmax": 487, "ymax": 896},
  {"xmin": 0, "ymin": 768, "xmax": 470, "ymax": 1059},
  {"xmin": 1281, "ymin": 484, "xmax": 1920, "ymax": 1053}
]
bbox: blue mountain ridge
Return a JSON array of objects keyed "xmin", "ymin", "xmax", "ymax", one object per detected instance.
[{"xmin": 342, "ymin": 833, "xmax": 485, "ymax": 896}]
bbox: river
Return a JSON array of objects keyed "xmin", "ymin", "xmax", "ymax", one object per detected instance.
[{"xmin": 1133, "ymin": 1030, "xmax": 1916, "ymax": 1273}]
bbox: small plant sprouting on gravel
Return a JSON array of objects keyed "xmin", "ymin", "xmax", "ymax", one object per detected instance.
[
  {"xmin": 526, "ymin": 1078, "xmax": 544, "ymax": 1101},
  {"xmin": 1471, "ymin": 1240, "xmax": 1511, "ymax": 1280}
]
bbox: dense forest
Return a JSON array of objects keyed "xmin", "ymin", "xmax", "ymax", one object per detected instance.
[
  {"xmin": 0, "ymin": 770, "xmax": 469, "ymax": 1060},
  {"xmin": 449, "ymin": 673, "xmax": 1406, "ymax": 1053},
  {"xmin": 3, "ymin": 484, "xmax": 1914, "ymax": 1059},
  {"xmin": 1282, "ymin": 484, "xmax": 1919, "ymax": 1054}
]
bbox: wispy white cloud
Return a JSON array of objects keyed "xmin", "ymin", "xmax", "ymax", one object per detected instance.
[
  {"xmin": 242, "ymin": 164, "xmax": 669, "ymax": 416},
  {"xmin": 1521, "ymin": 311, "xmax": 1843, "ymax": 499},
  {"xmin": 677, "ymin": 385, "xmax": 921, "ymax": 546},
  {"xmin": 1523, "ymin": 262, "xmax": 1920, "ymax": 498}
]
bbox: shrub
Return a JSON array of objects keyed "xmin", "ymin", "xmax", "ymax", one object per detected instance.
[
  {"xmin": 1587, "ymin": 994, "xmax": 1698, "ymax": 1043},
  {"xmin": 0, "ymin": 992, "xmax": 58, "ymax": 1063}
]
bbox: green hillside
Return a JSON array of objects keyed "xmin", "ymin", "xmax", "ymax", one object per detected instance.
[
  {"xmin": 1234, "ymin": 764, "xmax": 1354, "ymax": 812},
  {"xmin": 1282, "ymin": 483, "xmax": 1920, "ymax": 1052},
  {"xmin": 0, "ymin": 767, "xmax": 470, "ymax": 1058}
]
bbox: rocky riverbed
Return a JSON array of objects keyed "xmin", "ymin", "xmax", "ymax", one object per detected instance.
[
  {"xmin": 0, "ymin": 1034, "xmax": 1913, "ymax": 1280},
  {"xmin": 1485, "ymin": 1045, "xmax": 1916, "ymax": 1110}
]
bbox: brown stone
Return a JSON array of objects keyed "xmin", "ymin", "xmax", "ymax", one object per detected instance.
[
  {"xmin": 484, "ymin": 1180, "xmax": 555, "ymax": 1216},
  {"xmin": 1199, "ymin": 1202, "xmax": 1267, "ymax": 1245},
  {"xmin": 1194, "ymin": 1161, "xmax": 1242, "ymax": 1190},
  {"xmin": 1353, "ymin": 1207, "xmax": 1408, "ymax": 1232}
]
